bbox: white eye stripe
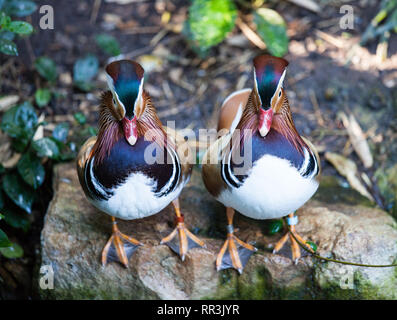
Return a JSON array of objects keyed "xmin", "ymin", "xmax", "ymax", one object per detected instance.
[{"xmin": 270, "ymin": 68, "xmax": 287, "ymax": 105}]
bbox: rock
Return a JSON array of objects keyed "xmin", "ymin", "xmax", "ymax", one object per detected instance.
[{"xmin": 38, "ymin": 163, "xmax": 397, "ymax": 299}]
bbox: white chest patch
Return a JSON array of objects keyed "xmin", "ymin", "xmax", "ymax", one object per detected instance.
[
  {"xmin": 89, "ymin": 173, "xmax": 184, "ymax": 220},
  {"xmin": 217, "ymin": 154, "xmax": 319, "ymax": 219}
]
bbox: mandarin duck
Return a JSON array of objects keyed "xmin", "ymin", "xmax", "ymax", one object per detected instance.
[
  {"xmin": 76, "ymin": 60, "xmax": 204, "ymax": 267},
  {"xmin": 202, "ymin": 55, "xmax": 321, "ymax": 273}
]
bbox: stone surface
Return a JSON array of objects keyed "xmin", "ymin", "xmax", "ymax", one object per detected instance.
[{"xmin": 38, "ymin": 163, "xmax": 397, "ymax": 299}]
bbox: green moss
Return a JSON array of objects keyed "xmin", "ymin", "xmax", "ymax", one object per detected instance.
[
  {"xmin": 205, "ymin": 266, "xmax": 315, "ymax": 300},
  {"xmin": 237, "ymin": 267, "xmax": 270, "ymax": 300},
  {"xmin": 314, "ymin": 268, "xmax": 397, "ymax": 300}
]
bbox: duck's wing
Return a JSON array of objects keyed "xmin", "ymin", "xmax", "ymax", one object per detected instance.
[
  {"xmin": 164, "ymin": 127, "xmax": 193, "ymax": 184},
  {"xmin": 302, "ymin": 136, "xmax": 321, "ymax": 181},
  {"xmin": 218, "ymin": 88, "xmax": 251, "ymax": 133},
  {"xmin": 76, "ymin": 136, "xmax": 97, "ymax": 194},
  {"xmin": 201, "ymin": 133, "xmax": 232, "ymax": 197}
]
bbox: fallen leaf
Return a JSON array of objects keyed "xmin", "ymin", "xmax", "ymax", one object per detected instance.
[
  {"xmin": 325, "ymin": 152, "xmax": 374, "ymax": 202},
  {"xmin": 0, "ymin": 95, "xmax": 19, "ymax": 112},
  {"xmin": 339, "ymin": 112, "xmax": 373, "ymax": 168}
]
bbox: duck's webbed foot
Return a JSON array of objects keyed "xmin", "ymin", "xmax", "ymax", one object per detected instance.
[
  {"xmin": 161, "ymin": 199, "xmax": 205, "ymax": 261},
  {"xmin": 161, "ymin": 214, "xmax": 205, "ymax": 261},
  {"xmin": 216, "ymin": 224, "xmax": 257, "ymax": 274},
  {"xmin": 272, "ymin": 213, "xmax": 314, "ymax": 263},
  {"xmin": 102, "ymin": 217, "xmax": 142, "ymax": 267}
]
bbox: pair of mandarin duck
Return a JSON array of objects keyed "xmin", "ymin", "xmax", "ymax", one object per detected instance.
[{"xmin": 77, "ymin": 54, "xmax": 321, "ymax": 273}]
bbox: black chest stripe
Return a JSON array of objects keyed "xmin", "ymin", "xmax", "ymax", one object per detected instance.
[
  {"xmin": 92, "ymin": 137, "xmax": 180, "ymax": 197},
  {"xmin": 85, "ymin": 158, "xmax": 113, "ymax": 201},
  {"xmin": 221, "ymin": 130, "xmax": 306, "ymax": 188},
  {"xmin": 301, "ymin": 148, "xmax": 318, "ymax": 178}
]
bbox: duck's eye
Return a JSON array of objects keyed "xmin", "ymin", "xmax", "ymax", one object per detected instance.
[
  {"xmin": 112, "ymin": 98, "xmax": 116, "ymax": 105},
  {"xmin": 278, "ymin": 91, "xmax": 282, "ymax": 97}
]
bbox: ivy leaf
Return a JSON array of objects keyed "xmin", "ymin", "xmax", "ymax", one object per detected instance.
[
  {"xmin": 254, "ymin": 8, "xmax": 289, "ymax": 57},
  {"xmin": 3, "ymin": 0, "xmax": 37, "ymax": 17},
  {"xmin": 0, "ymin": 229, "xmax": 11, "ymax": 248},
  {"xmin": 268, "ymin": 219, "xmax": 283, "ymax": 235},
  {"xmin": 0, "ymin": 10, "xmax": 11, "ymax": 27},
  {"xmin": 0, "ymin": 38, "xmax": 17, "ymax": 55},
  {"xmin": 185, "ymin": 0, "xmax": 237, "ymax": 56},
  {"xmin": 32, "ymin": 137, "xmax": 60, "ymax": 159},
  {"xmin": 34, "ymin": 57, "xmax": 57, "ymax": 82},
  {"xmin": 52, "ymin": 122, "xmax": 69, "ymax": 143},
  {"xmin": 73, "ymin": 54, "xmax": 99, "ymax": 91},
  {"xmin": 0, "ymin": 30, "xmax": 15, "ymax": 41},
  {"xmin": 73, "ymin": 112, "xmax": 86, "ymax": 125},
  {"xmin": 8, "ymin": 20, "xmax": 33, "ymax": 35},
  {"xmin": 0, "ymin": 189, "xmax": 3, "ymax": 209},
  {"xmin": 17, "ymin": 152, "xmax": 45, "ymax": 189},
  {"xmin": 95, "ymin": 34, "xmax": 121, "ymax": 56},
  {"xmin": 1, "ymin": 102, "xmax": 37, "ymax": 143},
  {"xmin": 2, "ymin": 208, "xmax": 30, "ymax": 231},
  {"xmin": 306, "ymin": 241, "xmax": 317, "ymax": 252},
  {"xmin": 0, "ymin": 242, "xmax": 24, "ymax": 258},
  {"xmin": 35, "ymin": 88, "xmax": 51, "ymax": 107},
  {"xmin": 2, "ymin": 173, "xmax": 35, "ymax": 214}
]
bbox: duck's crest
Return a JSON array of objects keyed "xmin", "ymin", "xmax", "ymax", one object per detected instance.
[
  {"xmin": 253, "ymin": 55, "xmax": 288, "ymax": 107},
  {"xmin": 106, "ymin": 60, "xmax": 144, "ymax": 119}
]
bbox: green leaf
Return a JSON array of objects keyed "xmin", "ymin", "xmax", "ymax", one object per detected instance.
[
  {"xmin": 306, "ymin": 241, "xmax": 317, "ymax": 252},
  {"xmin": 2, "ymin": 173, "xmax": 35, "ymax": 214},
  {"xmin": 2, "ymin": 208, "xmax": 29, "ymax": 231},
  {"xmin": 0, "ymin": 228, "xmax": 11, "ymax": 247},
  {"xmin": 254, "ymin": 8, "xmax": 289, "ymax": 57},
  {"xmin": 73, "ymin": 112, "xmax": 86, "ymax": 125},
  {"xmin": 53, "ymin": 122, "xmax": 69, "ymax": 143},
  {"xmin": 35, "ymin": 88, "xmax": 51, "ymax": 107},
  {"xmin": 1, "ymin": 102, "xmax": 37, "ymax": 141},
  {"xmin": 73, "ymin": 54, "xmax": 99, "ymax": 91},
  {"xmin": 0, "ymin": 30, "xmax": 15, "ymax": 41},
  {"xmin": 3, "ymin": 0, "xmax": 37, "ymax": 17},
  {"xmin": 0, "ymin": 11, "xmax": 11, "ymax": 28},
  {"xmin": 0, "ymin": 189, "xmax": 3, "ymax": 209},
  {"xmin": 268, "ymin": 219, "xmax": 283, "ymax": 235},
  {"xmin": 17, "ymin": 152, "xmax": 45, "ymax": 189},
  {"xmin": 32, "ymin": 137, "xmax": 60, "ymax": 159},
  {"xmin": 0, "ymin": 38, "xmax": 17, "ymax": 55},
  {"xmin": 0, "ymin": 242, "xmax": 23, "ymax": 258},
  {"xmin": 8, "ymin": 20, "xmax": 33, "ymax": 35},
  {"xmin": 186, "ymin": 0, "xmax": 237, "ymax": 56},
  {"xmin": 34, "ymin": 57, "xmax": 57, "ymax": 82},
  {"xmin": 95, "ymin": 34, "xmax": 121, "ymax": 56}
]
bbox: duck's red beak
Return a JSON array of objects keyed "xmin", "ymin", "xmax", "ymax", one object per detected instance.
[
  {"xmin": 122, "ymin": 116, "xmax": 138, "ymax": 146},
  {"xmin": 258, "ymin": 108, "xmax": 273, "ymax": 137}
]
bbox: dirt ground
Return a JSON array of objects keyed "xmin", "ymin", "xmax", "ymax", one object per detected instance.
[{"xmin": 0, "ymin": 0, "xmax": 396, "ymax": 299}]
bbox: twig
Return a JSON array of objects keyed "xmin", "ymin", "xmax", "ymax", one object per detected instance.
[
  {"xmin": 236, "ymin": 17, "xmax": 266, "ymax": 50},
  {"xmin": 123, "ymin": 26, "xmax": 162, "ymax": 34},
  {"xmin": 308, "ymin": 89, "xmax": 325, "ymax": 127},
  {"xmin": 90, "ymin": 0, "xmax": 102, "ymax": 24},
  {"xmin": 285, "ymin": 0, "xmax": 320, "ymax": 13},
  {"xmin": 314, "ymin": 29, "xmax": 345, "ymax": 49},
  {"xmin": 288, "ymin": 225, "xmax": 397, "ymax": 268}
]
